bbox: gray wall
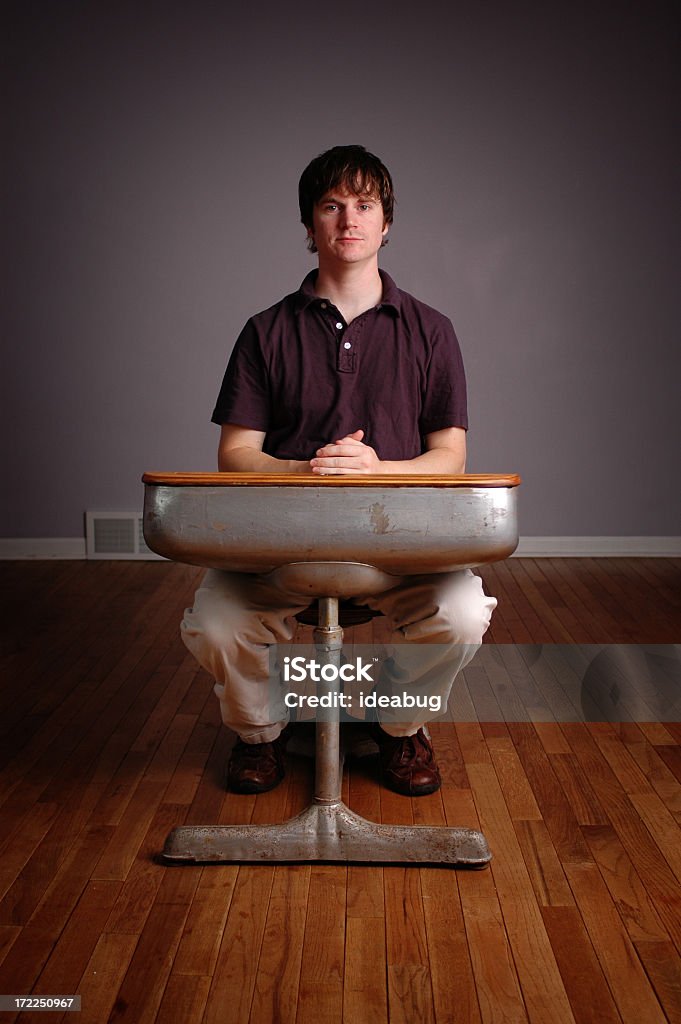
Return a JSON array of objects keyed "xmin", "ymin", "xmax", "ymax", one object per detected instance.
[{"xmin": 3, "ymin": 2, "xmax": 680, "ymax": 538}]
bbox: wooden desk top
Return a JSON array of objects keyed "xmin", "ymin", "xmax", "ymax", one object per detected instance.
[{"xmin": 142, "ymin": 472, "xmax": 521, "ymax": 488}]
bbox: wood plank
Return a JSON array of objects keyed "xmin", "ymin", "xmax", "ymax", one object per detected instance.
[
  {"xmin": 533, "ymin": 721, "xmax": 572, "ymax": 755},
  {"xmin": 421, "ymin": 869, "xmax": 481, "ymax": 1024},
  {"xmin": 250, "ymin": 867, "xmax": 310, "ymax": 1024},
  {"xmin": 387, "ymin": 964, "xmax": 436, "ymax": 1024},
  {"xmin": 501, "ymin": 898, "xmax": 575, "ymax": 1023},
  {"xmin": 31, "ymin": 879, "xmax": 122, "ymax": 997},
  {"xmin": 154, "ymin": 974, "xmax": 212, "ymax": 1024},
  {"xmin": 505, "ymin": 646, "xmax": 582, "ymax": 725},
  {"xmin": 540, "ymin": 905, "xmax": 621, "ymax": 1023},
  {"xmin": 561, "ymin": 723, "xmax": 681, "ymax": 949},
  {"xmin": 467, "ymin": 763, "xmax": 575, "ymax": 1021},
  {"xmin": 655, "ymin": 743, "xmax": 681, "ymax": 784},
  {"xmin": 581, "ymin": 824, "xmax": 671, "ymax": 943},
  {"xmin": 467, "ymin": 764, "xmax": 536, "ymax": 900},
  {"xmin": 384, "ymin": 867, "xmax": 428, "ymax": 968},
  {"xmin": 203, "ymin": 867, "xmax": 275, "ymax": 1024},
  {"xmin": 512, "ymin": 820, "xmax": 574, "ymax": 908},
  {"xmin": 563, "ymin": 860, "xmax": 667, "ymax": 1022},
  {"xmin": 639, "ymin": 721, "xmax": 678, "ymax": 746},
  {"xmin": 162, "ymin": 696, "xmax": 221, "ymax": 806},
  {"xmin": 103, "ymin": 802, "xmax": 188, "ymax": 936},
  {"xmin": 627, "ymin": 789, "xmax": 681, "ymax": 885},
  {"xmin": 296, "ymin": 868, "xmax": 346, "ymax": 1024},
  {"xmin": 589, "ymin": 722, "xmax": 667, "ymax": 797},
  {"xmin": 548, "ymin": 753, "xmax": 609, "ymax": 826},
  {"xmin": 542, "ymin": 558, "xmax": 624, "ymax": 643},
  {"xmin": 484, "ymin": 645, "xmax": 559, "ymax": 724},
  {"xmin": 459, "ymin": 895, "xmax": 527, "ymax": 1023},
  {"xmin": 74, "ymin": 932, "xmax": 139, "ymax": 1024},
  {"xmin": 186, "ymin": 725, "xmax": 231, "ymax": 827},
  {"xmin": 343, "ymin": 917, "xmax": 389, "ymax": 1024},
  {"xmin": 0, "ymin": 784, "xmax": 120, "ymax": 926},
  {"xmin": 92, "ymin": 780, "xmax": 171, "ymax": 882},
  {"xmin": 502, "ymin": 560, "xmax": 576, "ymax": 642},
  {"xmin": 171, "ymin": 867, "xmax": 238, "ymax": 976},
  {"xmin": 633, "ymin": 940, "xmax": 681, "ymax": 1024},
  {"xmin": 579, "ymin": 557, "xmax": 655, "ymax": 641},
  {"xmin": 0, "ymin": 800, "xmax": 62, "ymax": 904},
  {"xmin": 486, "ymin": 561, "xmax": 551, "ymax": 644},
  {"xmin": 101, "ymin": 904, "xmax": 187, "ymax": 1024},
  {"xmin": 485, "ymin": 736, "xmax": 542, "ymax": 821},
  {"xmin": 0, "ymin": 820, "xmax": 115, "ymax": 997},
  {"xmin": 383, "ymin": 857, "xmax": 436, "ymax": 1022},
  {"xmin": 0, "ymin": 925, "xmax": 20, "ymax": 968},
  {"xmin": 624, "ymin": 560, "xmax": 681, "ymax": 639},
  {"xmin": 454, "ymin": 721, "xmax": 492, "ymax": 768},
  {"xmin": 506, "ymin": 724, "xmax": 592, "ymax": 865},
  {"xmin": 461, "ymin": 663, "xmax": 508, "ymax": 723},
  {"xmin": 346, "ymin": 750, "xmax": 384, "ymax": 920}
]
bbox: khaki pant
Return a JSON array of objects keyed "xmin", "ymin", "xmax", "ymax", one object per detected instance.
[{"xmin": 181, "ymin": 568, "xmax": 497, "ymax": 743}]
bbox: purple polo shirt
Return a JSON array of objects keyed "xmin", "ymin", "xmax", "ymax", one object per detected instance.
[{"xmin": 211, "ymin": 270, "xmax": 468, "ymax": 462}]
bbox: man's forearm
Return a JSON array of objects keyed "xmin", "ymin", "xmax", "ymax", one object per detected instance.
[
  {"xmin": 378, "ymin": 447, "xmax": 466, "ymax": 475},
  {"xmin": 218, "ymin": 445, "xmax": 309, "ymax": 474}
]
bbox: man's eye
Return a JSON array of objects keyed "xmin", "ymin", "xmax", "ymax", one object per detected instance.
[{"xmin": 324, "ymin": 204, "xmax": 338, "ymax": 212}]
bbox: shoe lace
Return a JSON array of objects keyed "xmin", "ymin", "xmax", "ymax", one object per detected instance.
[
  {"xmin": 237, "ymin": 739, "xmax": 278, "ymax": 766},
  {"xmin": 395, "ymin": 730, "xmax": 432, "ymax": 766}
]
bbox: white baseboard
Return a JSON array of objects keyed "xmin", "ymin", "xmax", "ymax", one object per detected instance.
[
  {"xmin": 1, "ymin": 536, "xmax": 680, "ymax": 560},
  {"xmin": 0, "ymin": 537, "xmax": 87, "ymax": 559},
  {"xmin": 513, "ymin": 536, "xmax": 681, "ymax": 557}
]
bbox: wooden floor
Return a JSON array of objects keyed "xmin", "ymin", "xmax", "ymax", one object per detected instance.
[{"xmin": 0, "ymin": 557, "xmax": 680, "ymax": 1023}]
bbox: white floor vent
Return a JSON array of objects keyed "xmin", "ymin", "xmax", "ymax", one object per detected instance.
[{"xmin": 85, "ymin": 511, "xmax": 164, "ymax": 560}]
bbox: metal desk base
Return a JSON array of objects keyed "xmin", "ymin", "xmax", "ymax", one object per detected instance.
[
  {"xmin": 163, "ymin": 801, "xmax": 490, "ymax": 865},
  {"xmin": 162, "ymin": 596, "xmax": 491, "ymax": 868}
]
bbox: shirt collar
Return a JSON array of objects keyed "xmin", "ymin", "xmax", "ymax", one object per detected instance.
[{"xmin": 294, "ymin": 269, "xmax": 402, "ymax": 316}]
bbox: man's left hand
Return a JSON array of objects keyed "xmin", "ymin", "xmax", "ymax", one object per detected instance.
[{"xmin": 310, "ymin": 429, "xmax": 381, "ymax": 475}]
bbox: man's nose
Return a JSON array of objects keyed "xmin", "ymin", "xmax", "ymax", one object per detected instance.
[{"xmin": 340, "ymin": 207, "xmax": 357, "ymax": 227}]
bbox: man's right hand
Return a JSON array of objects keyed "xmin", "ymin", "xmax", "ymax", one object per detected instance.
[{"xmin": 310, "ymin": 429, "xmax": 382, "ymax": 475}]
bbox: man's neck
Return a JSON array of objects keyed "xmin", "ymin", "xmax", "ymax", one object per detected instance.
[{"xmin": 314, "ymin": 261, "xmax": 383, "ymax": 324}]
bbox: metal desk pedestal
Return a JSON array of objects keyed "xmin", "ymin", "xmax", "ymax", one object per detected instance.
[{"xmin": 162, "ymin": 595, "xmax": 491, "ymax": 867}]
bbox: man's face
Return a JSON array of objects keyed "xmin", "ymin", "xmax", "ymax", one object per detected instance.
[{"xmin": 308, "ymin": 185, "xmax": 388, "ymax": 268}]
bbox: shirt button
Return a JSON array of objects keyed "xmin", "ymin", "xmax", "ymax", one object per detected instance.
[
  {"xmin": 320, "ymin": 302, "xmax": 327, "ymax": 309},
  {"xmin": 335, "ymin": 322, "xmax": 343, "ymax": 330},
  {"xmin": 343, "ymin": 341, "xmax": 352, "ymax": 349}
]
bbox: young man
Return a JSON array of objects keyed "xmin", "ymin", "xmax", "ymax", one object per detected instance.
[{"xmin": 181, "ymin": 146, "xmax": 496, "ymax": 796}]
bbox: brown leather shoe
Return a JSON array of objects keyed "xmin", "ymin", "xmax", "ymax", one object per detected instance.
[
  {"xmin": 370, "ymin": 724, "xmax": 441, "ymax": 796},
  {"xmin": 227, "ymin": 730, "xmax": 289, "ymax": 794}
]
